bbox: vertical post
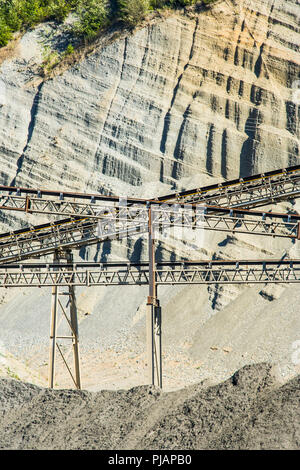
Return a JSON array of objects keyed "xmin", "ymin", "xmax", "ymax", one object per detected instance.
[
  {"xmin": 48, "ymin": 250, "xmax": 81, "ymax": 390},
  {"xmin": 49, "ymin": 284, "xmax": 58, "ymax": 388},
  {"xmin": 69, "ymin": 286, "xmax": 81, "ymax": 389},
  {"xmin": 146, "ymin": 298, "xmax": 155, "ymax": 385},
  {"xmin": 49, "ymin": 251, "xmax": 59, "ymax": 388},
  {"xmin": 147, "ymin": 203, "xmax": 162, "ymax": 388},
  {"xmin": 66, "ymin": 251, "xmax": 81, "ymax": 390},
  {"xmin": 154, "ymin": 298, "xmax": 162, "ymax": 389}
]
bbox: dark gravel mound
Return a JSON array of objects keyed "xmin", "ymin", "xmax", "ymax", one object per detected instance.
[{"xmin": 0, "ymin": 363, "xmax": 299, "ymax": 450}]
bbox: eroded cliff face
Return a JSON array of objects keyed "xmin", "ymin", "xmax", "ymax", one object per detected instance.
[
  {"xmin": 0, "ymin": 0, "xmax": 299, "ymax": 198},
  {"xmin": 0, "ymin": 0, "xmax": 299, "ymax": 390}
]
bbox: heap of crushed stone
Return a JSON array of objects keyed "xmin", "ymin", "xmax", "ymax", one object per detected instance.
[{"xmin": 0, "ymin": 363, "xmax": 299, "ymax": 450}]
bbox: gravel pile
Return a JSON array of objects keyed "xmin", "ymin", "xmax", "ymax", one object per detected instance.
[{"xmin": 0, "ymin": 363, "xmax": 299, "ymax": 450}]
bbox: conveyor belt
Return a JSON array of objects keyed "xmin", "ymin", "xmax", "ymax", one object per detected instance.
[
  {"xmin": 1, "ymin": 164, "xmax": 300, "ymax": 218},
  {"xmin": 156, "ymin": 164, "xmax": 300, "ymax": 208},
  {"xmin": 0, "ymin": 204, "xmax": 299, "ymax": 264}
]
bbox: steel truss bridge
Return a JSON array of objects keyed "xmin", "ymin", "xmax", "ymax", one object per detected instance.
[
  {"xmin": 1, "ymin": 163, "xmax": 300, "ymax": 389},
  {"xmin": 0, "ymin": 164, "xmax": 299, "ymax": 216},
  {"xmin": 2, "ymin": 259, "xmax": 300, "ymax": 287},
  {"xmin": 0, "ymin": 205, "xmax": 299, "ymax": 265}
]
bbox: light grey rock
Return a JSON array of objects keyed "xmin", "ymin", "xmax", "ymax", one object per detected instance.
[{"xmin": 0, "ymin": 0, "xmax": 299, "ymax": 389}]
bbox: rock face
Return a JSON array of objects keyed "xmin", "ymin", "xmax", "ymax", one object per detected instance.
[
  {"xmin": 0, "ymin": 0, "xmax": 299, "ymax": 198},
  {"xmin": 0, "ymin": 0, "xmax": 299, "ymax": 390}
]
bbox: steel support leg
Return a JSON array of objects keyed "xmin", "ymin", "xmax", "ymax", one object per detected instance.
[
  {"xmin": 48, "ymin": 250, "xmax": 81, "ymax": 390},
  {"xmin": 69, "ymin": 283, "xmax": 81, "ymax": 389},
  {"xmin": 49, "ymin": 284, "xmax": 58, "ymax": 388},
  {"xmin": 147, "ymin": 204, "xmax": 162, "ymax": 388},
  {"xmin": 146, "ymin": 302, "xmax": 155, "ymax": 385},
  {"xmin": 154, "ymin": 300, "xmax": 162, "ymax": 388}
]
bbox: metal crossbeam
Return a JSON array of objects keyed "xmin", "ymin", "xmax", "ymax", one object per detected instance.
[
  {"xmin": 1, "ymin": 165, "xmax": 300, "ymax": 218},
  {"xmin": 0, "ymin": 188, "xmax": 147, "ymax": 217},
  {"xmin": 0, "ymin": 204, "xmax": 299, "ymax": 265},
  {"xmin": 158, "ymin": 165, "xmax": 300, "ymax": 208},
  {"xmin": 1, "ymin": 260, "xmax": 300, "ymax": 287},
  {"xmin": 0, "ymin": 215, "xmax": 147, "ymax": 264},
  {"xmin": 151, "ymin": 205, "xmax": 300, "ymax": 238}
]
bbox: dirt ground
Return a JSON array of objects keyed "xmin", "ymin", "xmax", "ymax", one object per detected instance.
[{"xmin": 0, "ymin": 362, "xmax": 299, "ymax": 450}]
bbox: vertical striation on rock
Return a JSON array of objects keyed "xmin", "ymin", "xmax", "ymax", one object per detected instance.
[
  {"xmin": 0, "ymin": 0, "xmax": 298, "ymax": 200},
  {"xmin": 0, "ymin": 1, "xmax": 299, "ymax": 390}
]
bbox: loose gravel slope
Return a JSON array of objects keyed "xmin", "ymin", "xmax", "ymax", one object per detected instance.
[{"xmin": 0, "ymin": 363, "xmax": 299, "ymax": 450}]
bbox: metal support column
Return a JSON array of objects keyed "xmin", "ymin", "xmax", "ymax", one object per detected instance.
[
  {"xmin": 48, "ymin": 250, "xmax": 81, "ymax": 389},
  {"xmin": 147, "ymin": 204, "xmax": 162, "ymax": 388},
  {"xmin": 49, "ymin": 283, "xmax": 58, "ymax": 388},
  {"xmin": 69, "ymin": 282, "xmax": 81, "ymax": 390}
]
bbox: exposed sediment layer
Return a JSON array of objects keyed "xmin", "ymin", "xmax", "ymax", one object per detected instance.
[
  {"xmin": 0, "ymin": 0, "xmax": 299, "ymax": 390},
  {"xmin": 0, "ymin": 0, "xmax": 299, "ymax": 198}
]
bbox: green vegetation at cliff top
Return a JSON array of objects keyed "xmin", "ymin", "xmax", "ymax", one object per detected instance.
[{"xmin": 0, "ymin": 0, "xmax": 217, "ymax": 47}]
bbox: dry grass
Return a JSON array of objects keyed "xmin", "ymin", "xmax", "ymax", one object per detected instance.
[{"xmin": 0, "ymin": 34, "xmax": 22, "ymax": 66}]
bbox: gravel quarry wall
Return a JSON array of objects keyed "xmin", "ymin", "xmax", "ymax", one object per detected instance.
[
  {"xmin": 1, "ymin": 0, "xmax": 299, "ymax": 197},
  {"xmin": 0, "ymin": 363, "xmax": 299, "ymax": 450},
  {"xmin": 0, "ymin": 0, "xmax": 299, "ymax": 394}
]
